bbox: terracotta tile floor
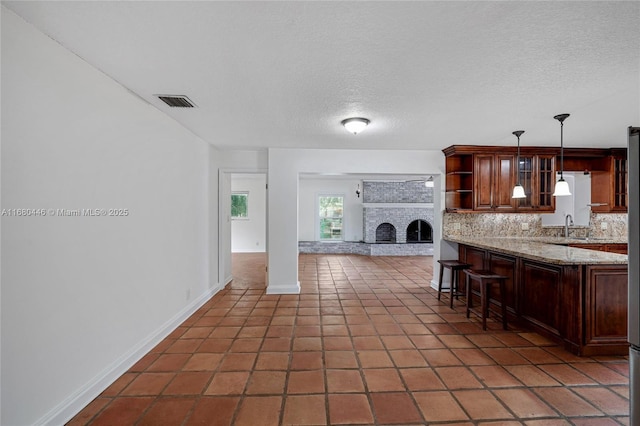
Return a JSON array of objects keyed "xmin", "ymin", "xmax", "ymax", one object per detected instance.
[{"xmin": 69, "ymin": 253, "xmax": 630, "ymax": 425}]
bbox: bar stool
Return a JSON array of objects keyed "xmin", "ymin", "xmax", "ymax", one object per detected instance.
[
  {"xmin": 437, "ymin": 260, "xmax": 472, "ymax": 309},
  {"xmin": 464, "ymin": 269, "xmax": 508, "ymax": 330}
]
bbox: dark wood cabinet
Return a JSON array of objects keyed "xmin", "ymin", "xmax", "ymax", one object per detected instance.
[
  {"xmin": 473, "ymin": 153, "xmax": 517, "ymax": 211},
  {"xmin": 457, "ymin": 242, "xmax": 628, "ymax": 356},
  {"xmin": 605, "ymin": 243, "xmax": 628, "ymax": 254},
  {"xmin": 487, "ymin": 252, "xmax": 518, "ymax": 317},
  {"xmin": 584, "ymin": 265, "xmax": 628, "ymax": 354},
  {"xmin": 444, "ymin": 145, "xmax": 625, "ymax": 214},
  {"xmin": 519, "ymin": 260, "xmax": 563, "ymax": 336},
  {"xmin": 569, "ymin": 243, "xmax": 606, "ymax": 252},
  {"xmin": 612, "ymin": 155, "xmax": 628, "ymax": 211},
  {"xmin": 444, "ymin": 153, "xmax": 473, "ymax": 211},
  {"xmin": 588, "ymin": 149, "xmax": 627, "ymax": 213},
  {"xmin": 460, "ymin": 244, "xmax": 485, "ymax": 270},
  {"xmin": 473, "ymin": 154, "xmax": 494, "ymax": 211},
  {"xmin": 514, "ymin": 154, "xmax": 555, "ymax": 212},
  {"xmin": 568, "ymin": 243, "xmax": 628, "ymax": 255},
  {"xmin": 443, "ymin": 147, "xmax": 519, "ymax": 212}
]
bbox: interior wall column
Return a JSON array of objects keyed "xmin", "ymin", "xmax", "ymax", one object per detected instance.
[{"xmin": 266, "ymin": 153, "xmax": 301, "ymax": 294}]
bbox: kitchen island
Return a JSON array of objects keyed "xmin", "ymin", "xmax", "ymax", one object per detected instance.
[{"xmin": 444, "ymin": 236, "xmax": 628, "ymax": 356}]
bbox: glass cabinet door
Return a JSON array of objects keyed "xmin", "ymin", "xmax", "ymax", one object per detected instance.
[
  {"xmin": 515, "ymin": 154, "xmax": 554, "ymax": 211},
  {"xmin": 536, "ymin": 155, "xmax": 555, "ymax": 211},
  {"xmin": 613, "ymin": 157, "xmax": 627, "ymax": 210},
  {"xmin": 516, "ymin": 156, "xmax": 534, "ymax": 210}
]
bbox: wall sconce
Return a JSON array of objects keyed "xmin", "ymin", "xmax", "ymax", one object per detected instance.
[
  {"xmin": 341, "ymin": 117, "xmax": 370, "ymax": 135},
  {"xmin": 356, "ymin": 184, "xmax": 361, "ymax": 198},
  {"xmin": 553, "ymin": 113, "xmax": 572, "ymax": 196}
]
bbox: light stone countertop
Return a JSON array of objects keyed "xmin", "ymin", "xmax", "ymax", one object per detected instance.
[
  {"xmin": 443, "ymin": 236, "xmax": 628, "ymax": 265},
  {"xmin": 522, "ymin": 236, "xmax": 628, "ymax": 245}
]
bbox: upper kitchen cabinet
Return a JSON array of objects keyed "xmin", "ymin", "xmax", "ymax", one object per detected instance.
[
  {"xmin": 443, "ymin": 146, "xmax": 555, "ymax": 213},
  {"xmin": 513, "ymin": 152, "xmax": 556, "ymax": 212},
  {"xmin": 444, "ymin": 150, "xmax": 474, "ymax": 211},
  {"xmin": 591, "ymin": 148, "xmax": 628, "ymax": 213},
  {"xmin": 474, "ymin": 153, "xmax": 516, "ymax": 211},
  {"xmin": 444, "ymin": 145, "xmax": 627, "ymax": 214}
]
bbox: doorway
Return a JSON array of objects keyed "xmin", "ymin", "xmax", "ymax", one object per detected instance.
[{"xmin": 218, "ymin": 171, "xmax": 267, "ymax": 289}]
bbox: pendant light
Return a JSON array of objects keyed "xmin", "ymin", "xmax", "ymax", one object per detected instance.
[
  {"xmin": 511, "ymin": 130, "xmax": 526, "ymax": 199},
  {"xmin": 552, "ymin": 113, "xmax": 571, "ymax": 197}
]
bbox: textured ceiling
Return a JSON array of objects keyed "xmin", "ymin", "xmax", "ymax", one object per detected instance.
[{"xmin": 4, "ymin": 1, "xmax": 639, "ymax": 151}]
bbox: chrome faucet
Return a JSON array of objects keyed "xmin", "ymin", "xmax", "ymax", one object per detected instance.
[{"xmin": 564, "ymin": 214, "xmax": 574, "ymax": 238}]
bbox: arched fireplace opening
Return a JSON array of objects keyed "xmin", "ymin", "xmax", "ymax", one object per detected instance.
[
  {"xmin": 406, "ymin": 220, "xmax": 433, "ymax": 243},
  {"xmin": 376, "ymin": 223, "xmax": 396, "ymax": 243}
]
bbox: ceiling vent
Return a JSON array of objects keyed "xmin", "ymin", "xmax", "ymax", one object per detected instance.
[{"xmin": 156, "ymin": 95, "xmax": 196, "ymax": 108}]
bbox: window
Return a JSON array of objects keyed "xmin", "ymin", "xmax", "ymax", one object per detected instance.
[
  {"xmin": 231, "ymin": 192, "xmax": 249, "ymax": 219},
  {"xmin": 319, "ymin": 195, "xmax": 344, "ymax": 240}
]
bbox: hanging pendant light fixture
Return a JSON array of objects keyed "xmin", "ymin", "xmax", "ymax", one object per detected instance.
[
  {"xmin": 552, "ymin": 113, "xmax": 572, "ymax": 197},
  {"xmin": 511, "ymin": 130, "xmax": 526, "ymax": 199}
]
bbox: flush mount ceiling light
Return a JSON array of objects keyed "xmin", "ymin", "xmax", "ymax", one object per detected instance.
[
  {"xmin": 512, "ymin": 130, "xmax": 526, "ymax": 199},
  {"xmin": 425, "ymin": 176, "xmax": 434, "ymax": 188},
  {"xmin": 553, "ymin": 113, "xmax": 572, "ymax": 197},
  {"xmin": 341, "ymin": 117, "xmax": 370, "ymax": 135}
]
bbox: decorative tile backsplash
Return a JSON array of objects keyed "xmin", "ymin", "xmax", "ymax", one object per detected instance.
[{"xmin": 443, "ymin": 212, "xmax": 628, "ymax": 240}]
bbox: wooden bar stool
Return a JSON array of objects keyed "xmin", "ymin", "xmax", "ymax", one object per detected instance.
[
  {"xmin": 464, "ymin": 269, "xmax": 508, "ymax": 330},
  {"xmin": 437, "ymin": 260, "xmax": 471, "ymax": 309}
]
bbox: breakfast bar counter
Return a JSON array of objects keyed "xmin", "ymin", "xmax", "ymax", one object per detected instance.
[
  {"xmin": 444, "ymin": 236, "xmax": 627, "ymax": 265},
  {"xmin": 444, "ymin": 236, "xmax": 628, "ymax": 356}
]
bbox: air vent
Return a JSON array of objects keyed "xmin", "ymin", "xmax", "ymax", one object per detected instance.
[{"xmin": 156, "ymin": 95, "xmax": 196, "ymax": 108}]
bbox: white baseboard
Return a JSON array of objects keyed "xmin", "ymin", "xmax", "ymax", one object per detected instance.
[
  {"xmin": 430, "ymin": 279, "xmax": 451, "ymax": 291},
  {"xmin": 36, "ymin": 282, "xmax": 223, "ymax": 426},
  {"xmin": 266, "ymin": 281, "xmax": 301, "ymax": 294}
]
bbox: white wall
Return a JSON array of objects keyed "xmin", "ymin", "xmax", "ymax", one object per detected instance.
[
  {"xmin": 267, "ymin": 148, "xmax": 445, "ymax": 294},
  {"xmin": 1, "ymin": 8, "xmax": 220, "ymax": 425},
  {"xmin": 231, "ymin": 174, "xmax": 267, "ymax": 252},
  {"xmin": 298, "ymin": 178, "xmax": 364, "ymax": 241}
]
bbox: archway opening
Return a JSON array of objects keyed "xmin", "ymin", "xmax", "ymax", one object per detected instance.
[
  {"xmin": 375, "ymin": 223, "xmax": 396, "ymax": 243},
  {"xmin": 406, "ymin": 220, "xmax": 433, "ymax": 243}
]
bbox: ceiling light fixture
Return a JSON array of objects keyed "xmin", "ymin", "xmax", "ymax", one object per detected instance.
[
  {"xmin": 341, "ymin": 117, "xmax": 370, "ymax": 135},
  {"xmin": 552, "ymin": 113, "xmax": 572, "ymax": 197},
  {"xmin": 512, "ymin": 130, "xmax": 526, "ymax": 199},
  {"xmin": 425, "ymin": 176, "xmax": 434, "ymax": 188}
]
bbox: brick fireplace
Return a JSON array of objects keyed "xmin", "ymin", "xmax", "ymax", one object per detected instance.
[
  {"xmin": 299, "ymin": 180, "xmax": 435, "ymax": 256},
  {"xmin": 364, "ymin": 206, "xmax": 434, "ymax": 244},
  {"xmin": 360, "ymin": 180, "xmax": 435, "ymax": 255}
]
